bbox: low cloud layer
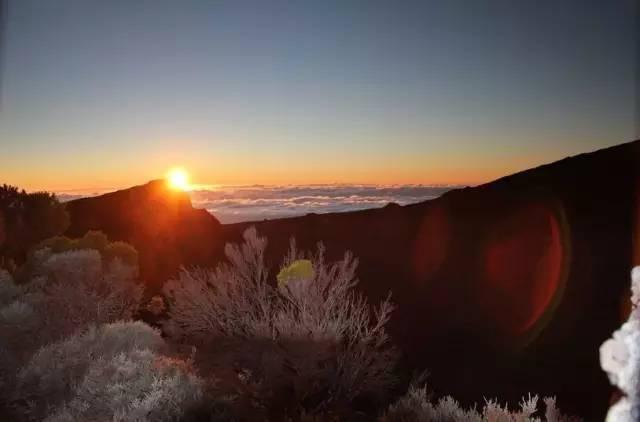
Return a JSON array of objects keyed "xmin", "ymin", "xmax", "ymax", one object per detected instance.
[
  {"xmin": 57, "ymin": 184, "xmax": 459, "ymax": 224},
  {"xmin": 189, "ymin": 184, "xmax": 457, "ymax": 223}
]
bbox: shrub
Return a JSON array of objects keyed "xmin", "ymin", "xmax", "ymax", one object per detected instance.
[
  {"xmin": 164, "ymin": 227, "xmax": 397, "ymax": 417},
  {"xmin": 103, "ymin": 241, "xmax": 139, "ymax": 269},
  {"xmin": 14, "ymin": 321, "xmax": 202, "ymax": 422},
  {"xmin": 380, "ymin": 384, "xmax": 579, "ymax": 422},
  {"xmin": 76, "ymin": 230, "xmax": 109, "ymax": 252},
  {"xmin": 45, "ymin": 350, "xmax": 203, "ymax": 422},
  {"xmin": 43, "ymin": 248, "xmax": 102, "ymax": 280},
  {"xmin": 163, "ymin": 227, "xmax": 272, "ymax": 341},
  {"xmin": 15, "ymin": 321, "xmax": 164, "ymax": 414},
  {"xmin": 0, "ymin": 299, "xmax": 41, "ymax": 393},
  {"xmin": 35, "ymin": 236, "xmax": 77, "ymax": 255},
  {"xmin": 34, "ymin": 231, "xmax": 138, "ymax": 269},
  {"xmin": 0, "ymin": 269, "xmax": 19, "ymax": 306},
  {"xmin": 0, "ymin": 243, "xmax": 143, "ymax": 403},
  {"xmin": 0, "ymin": 185, "xmax": 69, "ymax": 263},
  {"xmin": 36, "ymin": 249, "xmax": 142, "ymax": 340},
  {"xmin": 0, "ymin": 271, "xmax": 44, "ymax": 393},
  {"xmin": 0, "ymin": 234, "xmax": 189, "ymax": 421},
  {"xmin": 600, "ymin": 266, "xmax": 640, "ymax": 421}
]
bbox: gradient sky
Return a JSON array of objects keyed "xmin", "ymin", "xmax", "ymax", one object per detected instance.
[{"xmin": 0, "ymin": 0, "xmax": 637, "ymax": 191}]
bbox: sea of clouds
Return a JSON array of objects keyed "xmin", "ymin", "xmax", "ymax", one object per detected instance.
[{"xmin": 57, "ymin": 184, "xmax": 459, "ymax": 224}]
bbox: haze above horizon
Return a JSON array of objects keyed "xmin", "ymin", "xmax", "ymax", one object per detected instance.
[{"xmin": 0, "ymin": 0, "xmax": 636, "ymax": 191}]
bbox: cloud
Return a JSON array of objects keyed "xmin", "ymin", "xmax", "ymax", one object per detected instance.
[
  {"xmin": 56, "ymin": 184, "xmax": 460, "ymax": 224},
  {"xmin": 188, "ymin": 184, "xmax": 458, "ymax": 223},
  {"xmin": 55, "ymin": 189, "xmax": 114, "ymax": 203}
]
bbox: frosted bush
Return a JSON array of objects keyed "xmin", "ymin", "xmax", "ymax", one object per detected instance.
[
  {"xmin": 600, "ymin": 266, "xmax": 640, "ymax": 422},
  {"xmin": 380, "ymin": 384, "xmax": 579, "ymax": 422},
  {"xmin": 0, "ymin": 236, "xmax": 199, "ymax": 420},
  {"xmin": 275, "ymin": 239, "xmax": 397, "ymax": 403},
  {"xmin": 43, "ymin": 248, "xmax": 102, "ymax": 280},
  {"xmin": 3, "ymin": 248, "xmax": 142, "ymax": 346},
  {"xmin": 0, "ymin": 299, "xmax": 40, "ymax": 392},
  {"xmin": 164, "ymin": 227, "xmax": 397, "ymax": 414},
  {"xmin": 14, "ymin": 321, "xmax": 167, "ymax": 420},
  {"xmin": 35, "ymin": 231, "xmax": 139, "ymax": 270},
  {"xmin": 44, "ymin": 349, "xmax": 203, "ymax": 422},
  {"xmin": 0, "ymin": 272, "xmax": 43, "ymax": 390},
  {"xmin": 36, "ymin": 249, "xmax": 142, "ymax": 340},
  {"xmin": 163, "ymin": 228, "xmax": 272, "ymax": 340},
  {"xmin": 0, "ymin": 241, "xmax": 144, "ymax": 414}
]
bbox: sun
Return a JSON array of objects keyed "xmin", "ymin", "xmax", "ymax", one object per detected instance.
[{"xmin": 166, "ymin": 168, "xmax": 191, "ymax": 191}]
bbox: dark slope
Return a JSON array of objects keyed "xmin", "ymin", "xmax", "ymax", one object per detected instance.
[
  {"xmin": 220, "ymin": 139, "xmax": 640, "ymax": 418},
  {"xmin": 67, "ymin": 139, "xmax": 640, "ymax": 418}
]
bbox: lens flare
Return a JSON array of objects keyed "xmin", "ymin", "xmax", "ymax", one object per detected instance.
[
  {"xmin": 482, "ymin": 203, "xmax": 570, "ymax": 340},
  {"xmin": 412, "ymin": 204, "xmax": 451, "ymax": 283}
]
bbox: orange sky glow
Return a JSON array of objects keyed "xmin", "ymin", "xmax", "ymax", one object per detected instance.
[{"xmin": 8, "ymin": 150, "xmax": 553, "ymax": 193}]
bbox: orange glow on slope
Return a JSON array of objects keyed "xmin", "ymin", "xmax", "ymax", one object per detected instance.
[
  {"xmin": 483, "ymin": 203, "xmax": 569, "ymax": 337},
  {"xmin": 412, "ymin": 203, "xmax": 451, "ymax": 283}
]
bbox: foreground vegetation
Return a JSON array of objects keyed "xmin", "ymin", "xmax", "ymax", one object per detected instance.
[
  {"xmin": 0, "ymin": 184, "xmax": 69, "ymax": 271},
  {"xmin": 0, "ymin": 233, "xmax": 579, "ymax": 420}
]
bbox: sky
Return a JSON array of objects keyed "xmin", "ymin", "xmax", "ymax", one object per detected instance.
[{"xmin": 0, "ymin": 0, "xmax": 637, "ymax": 191}]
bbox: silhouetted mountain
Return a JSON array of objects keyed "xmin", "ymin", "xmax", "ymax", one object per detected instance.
[
  {"xmin": 66, "ymin": 180, "xmax": 224, "ymax": 286},
  {"xmin": 66, "ymin": 139, "xmax": 640, "ymax": 419}
]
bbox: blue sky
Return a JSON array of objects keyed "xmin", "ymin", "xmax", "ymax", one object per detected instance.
[{"xmin": 0, "ymin": 0, "xmax": 636, "ymax": 190}]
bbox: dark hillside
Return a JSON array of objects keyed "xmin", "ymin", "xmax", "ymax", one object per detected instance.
[{"xmin": 66, "ymin": 180, "xmax": 225, "ymax": 288}]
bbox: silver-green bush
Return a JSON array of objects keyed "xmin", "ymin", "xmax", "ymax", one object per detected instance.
[
  {"xmin": 380, "ymin": 384, "xmax": 579, "ymax": 422},
  {"xmin": 164, "ymin": 227, "xmax": 397, "ymax": 416},
  {"xmin": 14, "ymin": 321, "xmax": 202, "ymax": 422}
]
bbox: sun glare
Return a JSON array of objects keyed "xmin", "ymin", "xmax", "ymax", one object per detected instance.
[{"xmin": 166, "ymin": 168, "xmax": 191, "ymax": 191}]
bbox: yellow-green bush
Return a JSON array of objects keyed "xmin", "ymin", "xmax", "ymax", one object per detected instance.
[{"xmin": 277, "ymin": 259, "xmax": 314, "ymax": 290}]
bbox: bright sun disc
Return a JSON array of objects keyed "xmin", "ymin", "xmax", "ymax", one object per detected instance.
[{"xmin": 166, "ymin": 168, "xmax": 190, "ymax": 191}]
